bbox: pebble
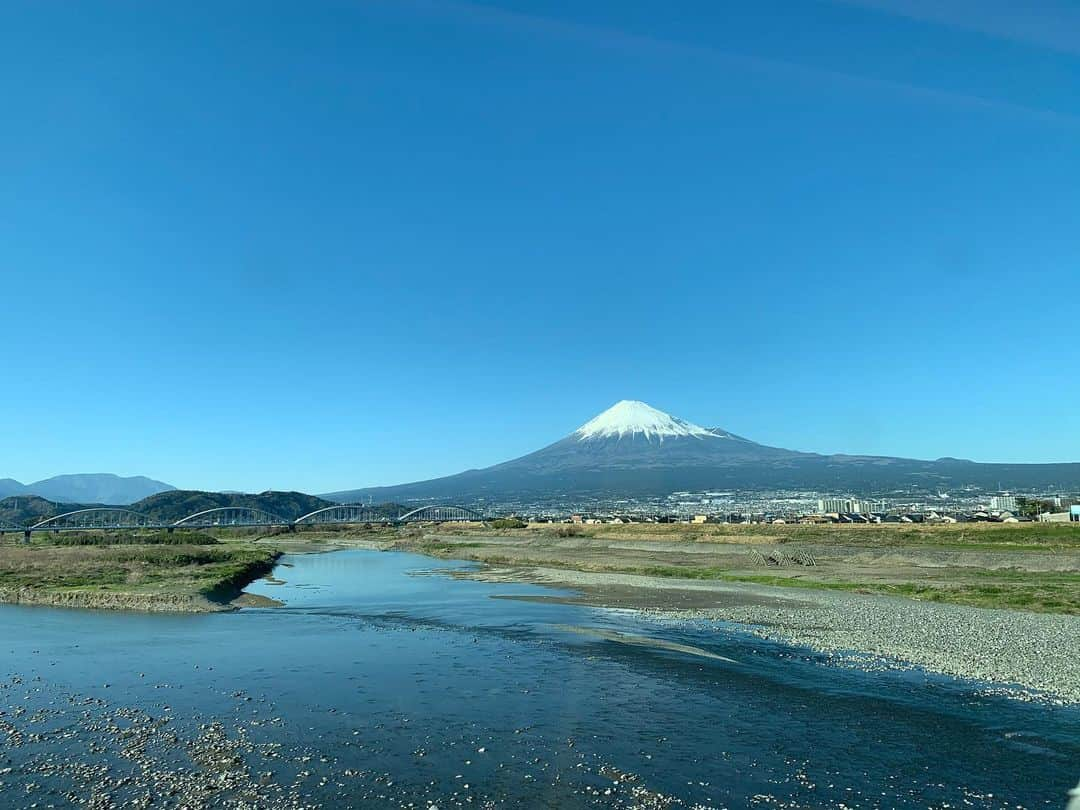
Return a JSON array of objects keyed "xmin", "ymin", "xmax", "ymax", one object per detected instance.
[{"xmin": 649, "ymin": 590, "xmax": 1080, "ymax": 704}]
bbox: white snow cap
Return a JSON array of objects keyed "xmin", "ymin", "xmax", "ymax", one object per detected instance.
[{"xmin": 574, "ymin": 400, "xmax": 718, "ymax": 442}]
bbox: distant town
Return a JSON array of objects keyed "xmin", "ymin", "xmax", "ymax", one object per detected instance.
[{"xmin": 438, "ymin": 488, "xmax": 1080, "ymax": 526}]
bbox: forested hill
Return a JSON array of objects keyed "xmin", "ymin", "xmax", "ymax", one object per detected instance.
[
  {"xmin": 133, "ymin": 490, "xmax": 333, "ymax": 522},
  {"xmin": 0, "ymin": 495, "xmax": 84, "ymax": 527}
]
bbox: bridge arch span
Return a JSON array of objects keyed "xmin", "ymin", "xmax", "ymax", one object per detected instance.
[
  {"xmin": 397, "ymin": 505, "xmax": 485, "ymax": 523},
  {"xmin": 173, "ymin": 507, "xmax": 289, "ymax": 528},
  {"xmin": 294, "ymin": 505, "xmax": 394, "ymax": 526},
  {"xmin": 30, "ymin": 508, "xmax": 156, "ymax": 531}
]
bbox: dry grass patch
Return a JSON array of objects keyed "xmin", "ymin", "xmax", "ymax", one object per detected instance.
[{"xmin": 0, "ymin": 543, "xmax": 278, "ymax": 600}]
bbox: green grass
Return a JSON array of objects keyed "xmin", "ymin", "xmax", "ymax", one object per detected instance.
[
  {"xmin": 636, "ymin": 565, "xmax": 730, "ymax": 580},
  {"xmin": 489, "ymin": 518, "xmax": 527, "ymax": 530},
  {"xmin": 33, "ymin": 530, "xmax": 219, "ymax": 547},
  {"xmin": 426, "ymin": 522, "xmax": 1080, "ymax": 614},
  {"xmin": 704, "ymin": 572, "xmax": 1080, "ymax": 614},
  {"xmin": 415, "ymin": 537, "xmax": 1080, "ymax": 615},
  {"xmin": 415, "ymin": 540, "xmax": 493, "ymax": 554},
  {"xmin": 567, "ymin": 521, "xmax": 1080, "ymax": 549},
  {"xmin": 611, "ymin": 563, "xmax": 1080, "ymax": 614},
  {"xmin": 0, "ymin": 543, "xmax": 279, "ymax": 603},
  {"xmin": 792, "ymin": 524, "xmax": 1080, "ymax": 549}
]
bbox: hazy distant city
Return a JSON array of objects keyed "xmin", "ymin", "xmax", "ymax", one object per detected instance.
[{"xmin": 396, "ymin": 486, "xmax": 1080, "ymax": 525}]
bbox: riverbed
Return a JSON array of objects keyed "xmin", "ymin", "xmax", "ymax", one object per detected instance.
[{"xmin": 1, "ymin": 549, "xmax": 1077, "ymax": 808}]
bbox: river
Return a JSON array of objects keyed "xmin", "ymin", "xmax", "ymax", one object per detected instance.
[{"xmin": 1, "ymin": 548, "xmax": 1077, "ymax": 808}]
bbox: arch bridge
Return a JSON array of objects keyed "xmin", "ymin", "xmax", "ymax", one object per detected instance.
[
  {"xmin": 397, "ymin": 505, "xmax": 485, "ymax": 523},
  {"xmin": 172, "ymin": 507, "xmax": 290, "ymax": 529},
  {"xmin": 295, "ymin": 505, "xmax": 396, "ymax": 526},
  {"xmin": 30, "ymin": 508, "xmax": 159, "ymax": 531},
  {"xmin": 5, "ymin": 503, "xmax": 486, "ymax": 536}
]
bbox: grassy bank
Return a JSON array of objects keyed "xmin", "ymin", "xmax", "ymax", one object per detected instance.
[
  {"xmin": 435, "ymin": 520, "xmax": 1080, "ymax": 550},
  {"xmin": 654, "ymin": 569, "xmax": 1080, "ymax": 613},
  {"xmin": 3, "ymin": 521, "xmax": 1078, "ymax": 614},
  {"xmin": 396, "ymin": 521, "xmax": 1080, "ymax": 615},
  {"xmin": 0, "ymin": 532, "xmax": 279, "ymax": 612}
]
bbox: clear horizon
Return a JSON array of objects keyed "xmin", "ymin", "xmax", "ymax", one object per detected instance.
[{"xmin": 4, "ymin": 1, "xmax": 1079, "ymax": 492}]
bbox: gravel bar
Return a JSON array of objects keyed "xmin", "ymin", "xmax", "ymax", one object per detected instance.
[
  {"xmin": 684, "ymin": 589, "xmax": 1080, "ymax": 705},
  {"xmin": 478, "ymin": 566, "xmax": 1080, "ymax": 705}
]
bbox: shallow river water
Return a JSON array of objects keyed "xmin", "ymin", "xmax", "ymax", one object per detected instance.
[{"xmin": 1, "ymin": 549, "xmax": 1078, "ymax": 808}]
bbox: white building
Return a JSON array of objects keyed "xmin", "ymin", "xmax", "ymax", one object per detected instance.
[
  {"xmin": 989, "ymin": 495, "xmax": 1018, "ymax": 512},
  {"xmin": 818, "ymin": 498, "xmax": 888, "ymax": 514}
]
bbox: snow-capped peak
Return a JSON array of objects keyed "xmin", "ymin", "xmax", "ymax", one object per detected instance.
[{"xmin": 573, "ymin": 400, "xmax": 718, "ymax": 442}]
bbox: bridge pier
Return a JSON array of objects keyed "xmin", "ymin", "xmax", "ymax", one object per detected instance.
[{"xmin": 24, "ymin": 530, "xmax": 30, "ymax": 544}]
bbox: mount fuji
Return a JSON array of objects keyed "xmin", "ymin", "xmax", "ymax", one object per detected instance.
[{"xmin": 324, "ymin": 400, "xmax": 1080, "ymax": 502}]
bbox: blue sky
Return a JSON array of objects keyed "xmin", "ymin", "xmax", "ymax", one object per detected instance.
[{"xmin": 2, "ymin": 0, "xmax": 1078, "ymax": 493}]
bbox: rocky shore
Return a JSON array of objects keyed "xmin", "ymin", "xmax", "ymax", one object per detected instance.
[
  {"xmin": 683, "ymin": 589, "xmax": 1080, "ymax": 705},
  {"xmin": 470, "ymin": 565, "xmax": 1080, "ymax": 705},
  {"xmin": 0, "ymin": 674, "xmax": 685, "ymax": 809}
]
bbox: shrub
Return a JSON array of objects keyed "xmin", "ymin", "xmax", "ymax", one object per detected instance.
[
  {"xmin": 554, "ymin": 525, "xmax": 585, "ymax": 538},
  {"xmin": 490, "ymin": 518, "xmax": 527, "ymax": 529},
  {"xmin": 42, "ymin": 531, "xmax": 219, "ymax": 547}
]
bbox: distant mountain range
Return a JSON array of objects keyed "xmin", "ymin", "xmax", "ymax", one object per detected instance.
[
  {"xmin": 9, "ymin": 402, "xmax": 1080, "ymax": 510},
  {"xmin": 0, "ymin": 474, "xmax": 175, "ymax": 505},
  {"xmin": 324, "ymin": 400, "xmax": 1080, "ymax": 502}
]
